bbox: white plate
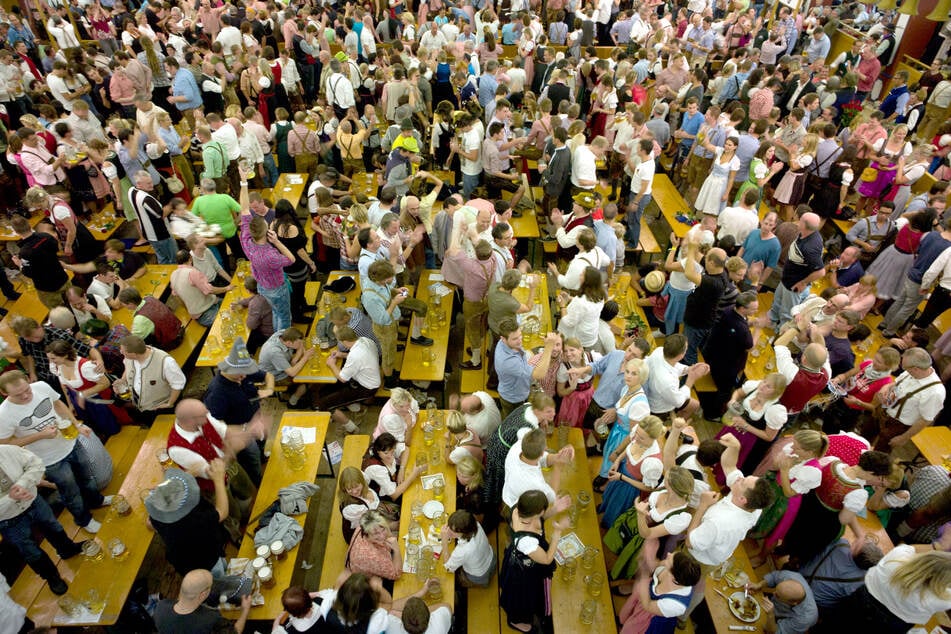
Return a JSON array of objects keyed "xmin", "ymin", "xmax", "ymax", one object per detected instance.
[{"xmin": 422, "ymin": 500, "xmax": 444, "ymax": 519}]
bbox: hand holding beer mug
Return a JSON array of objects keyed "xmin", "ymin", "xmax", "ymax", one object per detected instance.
[
  {"xmin": 57, "ymin": 418, "xmax": 79, "ymax": 440},
  {"xmin": 114, "ymin": 379, "xmax": 132, "ymax": 401}
]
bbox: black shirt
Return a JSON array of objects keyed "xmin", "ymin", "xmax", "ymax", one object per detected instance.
[
  {"xmin": 825, "ymin": 334, "xmax": 855, "ymax": 377},
  {"xmin": 150, "ymin": 497, "xmax": 227, "ymax": 577},
  {"xmin": 18, "ymin": 231, "xmax": 68, "ymax": 292},
  {"xmin": 203, "ymin": 370, "xmax": 265, "ymax": 426},
  {"xmin": 703, "ymin": 307, "xmax": 754, "ymax": 377},
  {"xmin": 154, "ymin": 600, "xmax": 233, "ymax": 634},
  {"xmin": 684, "ymin": 270, "xmax": 729, "ymax": 329},
  {"xmin": 110, "ymin": 252, "xmax": 147, "ymax": 280},
  {"xmin": 781, "ymin": 231, "xmax": 824, "ymax": 288}
]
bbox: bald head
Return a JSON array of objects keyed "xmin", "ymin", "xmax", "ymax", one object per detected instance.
[
  {"xmin": 775, "ymin": 579, "xmax": 806, "ymax": 606},
  {"xmin": 800, "ymin": 212, "xmax": 821, "ymax": 234},
  {"xmin": 175, "ymin": 398, "xmax": 209, "ymax": 430},
  {"xmin": 803, "ymin": 343, "xmax": 828, "ymax": 371},
  {"xmin": 705, "ymin": 247, "xmax": 727, "ymax": 272},
  {"xmin": 459, "ymin": 394, "xmax": 485, "ymax": 415},
  {"xmin": 180, "ymin": 569, "xmax": 213, "ymax": 601}
]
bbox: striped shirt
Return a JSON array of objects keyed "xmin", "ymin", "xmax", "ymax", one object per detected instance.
[{"xmin": 127, "ymin": 187, "xmax": 171, "ymax": 242}]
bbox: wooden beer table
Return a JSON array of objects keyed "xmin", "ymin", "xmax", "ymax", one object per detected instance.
[
  {"xmin": 399, "ymin": 270, "xmax": 454, "ymax": 384},
  {"xmin": 196, "ymin": 260, "xmax": 253, "ymax": 368},
  {"xmin": 266, "ymin": 173, "xmax": 308, "ymax": 210},
  {"xmin": 296, "ymin": 271, "xmax": 361, "ymax": 383}
]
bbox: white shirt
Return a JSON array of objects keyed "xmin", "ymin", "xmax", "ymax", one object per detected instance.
[
  {"xmin": 632, "ymin": 157, "xmax": 655, "ymax": 195},
  {"xmin": 0, "ymin": 381, "xmax": 74, "ymax": 466},
  {"xmin": 386, "ymin": 606, "xmax": 453, "ymax": 634},
  {"xmin": 883, "ymin": 370, "xmax": 946, "ymax": 426},
  {"xmin": 570, "ymin": 145, "xmax": 597, "ymax": 189},
  {"xmin": 419, "ymin": 29, "xmax": 448, "ymax": 51},
  {"xmin": 717, "ymin": 205, "xmax": 759, "ymax": 243},
  {"xmin": 557, "ymin": 294, "xmax": 603, "ymax": 349},
  {"xmin": 460, "ymin": 127, "xmax": 483, "ymax": 176},
  {"xmin": 464, "ymin": 391, "xmax": 501, "ymax": 440},
  {"xmin": 922, "ymin": 245, "xmax": 951, "ymax": 292},
  {"xmin": 210, "ymin": 123, "xmax": 241, "ymax": 160},
  {"xmin": 864, "ymin": 544, "xmax": 951, "ymax": 625},
  {"xmin": 502, "ymin": 431, "xmax": 555, "ymax": 507},
  {"xmin": 166, "ymin": 415, "xmax": 228, "ymax": 477},
  {"xmin": 688, "ymin": 469, "xmax": 762, "ymax": 566},
  {"xmin": 558, "ymin": 248, "xmax": 611, "ymax": 290},
  {"xmin": 327, "ymin": 71, "xmax": 356, "ymax": 109},
  {"xmin": 643, "ymin": 347, "xmax": 691, "ymax": 413},
  {"xmin": 774, "ymin": 344, "xmax": 832, "ymax": 387},
  {"xmin": 338, "ymin": 337, "xmax": 382, "ymax": 389},
  {"xmin": 443, "ymin": 523, "xmax": 495, "ymax": 577},
  {"xmin": 215, "ymin": 25, "xmax": 243, "ymax": 52}
]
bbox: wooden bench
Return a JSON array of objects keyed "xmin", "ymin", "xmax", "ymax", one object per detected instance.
[
  {"xmin": 320, "ymin": 434, "xmax": 371, "ymax": 589},
  {"xmin": 467, "ymin": 528, "xmax": 502, "ymax": 634},
  {"xmin": 9, "ymin": 425, "xmax": 147, "ymax": 616},
  {"xmin": 650, "ymin": 174, "xmax": 693, "ymax": 242},
  {"xmin": 13, "ymin": 418, "xmax": 172, "ymax": 627}
]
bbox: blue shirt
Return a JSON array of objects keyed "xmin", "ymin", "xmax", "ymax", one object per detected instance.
[
  {"xmin": 679, "ymin": 111, "xmax": 705, "ymax": 151},
  {"xmin": 171, "ymin": 70, "xmax": 202, "ymax": 111},
  {"xmin": 7, "ymin": 25, "xmax": 35, "ymax": 49},
  {"xmin": 590, "ymin": 349, "xmax": 628, "ymax": 409},
  {"xmin": 741, "ymin": 229, "xmax": 781, "ymax": 270},
  {"xmin": 478, "ymin": 74, "xmax": 498, "ymax": 109},
  {"xmin": 908, "ymin": 233, "xmax": 951, "ymax": 284},
  {"xmin": 495, "ymin": 341, "xmax": 532, "ymax": 403},
  {"xmin": 361, "ymin": 278, "xmax": 398, "ymax": 325},
  {"xmin": 762, "ymin": 571, "xmax": 818, "ymax": 634},
  {"xmin": 593, "ymin": 220, "xmax": 619, "ymax": 267},
  {"xmin": 799, "ymin": 539, "xmax": 868, "ymax": 609},
  {"xmin": 734, "ymin": 132, "xmax": 760, "ymax": 180},
  {"xmin": 501, "ymin": 23, "xmax": 518, "ymax": 45}
]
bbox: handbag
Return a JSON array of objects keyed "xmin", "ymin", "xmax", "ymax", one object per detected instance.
[
  {"xmin": 860, "ymin": 166, "xmax": 878, "ymax": 182},
  {"xmin": 164, "ymin": 174, "xmax": 185, "ymax": 193}
]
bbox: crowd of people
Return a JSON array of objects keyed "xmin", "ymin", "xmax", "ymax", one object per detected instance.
[{"xmin": 1, "ymin": 0, "xmax": 951, "ymax": 632}]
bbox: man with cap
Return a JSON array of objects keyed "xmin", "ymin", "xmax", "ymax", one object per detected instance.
[
  {"xmin": 203, "ymin": 338, "xmax": 274, "ymax": 485},
  {"xmin": 384, "ymin": 117, "xmax": 423, "ymax": 154},
  {"xmin": 0, "ymin": 443, "xmax": 85, "ymax": 595},
  {"xmin": 384, "ymin": 139, "xmax": 422, "ymax": 197},
  {"xmin": 550, "ymin": 191, "xmax": 596, "ymax": 260},
  {"xmin": 144, "ymin": 463, "xmax": 230, "ymax": 577},
  {"xmin": 154, "ymin": 568, "xmax": 251, "ymax": 634}
]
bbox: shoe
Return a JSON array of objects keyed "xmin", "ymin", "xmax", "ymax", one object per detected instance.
[
  {"xmin": 882, "ymin": 331, "xmax": 896, "ymax": 339},
  {"xmin": 343, "ymin": 420, "xmax": 360, "ymax": 434},
  {"xmin": 0, "ymin": 307, "xmax": 7, "ymax": 317},
  {"xmin": 4, "ymin": 291, "xmax": 20, "ymax": 301},
  {"xmin": 384, "ymin": 374, "xmax": 399, "ymax": 389},
  {"xmin": 411, "ymin": 335, "xmax": 434, "ymax": 346},
  {"xmin": 59, "ymin": 541, "xmax": 83, "ymax": 559},
  {"xmin": 48, "ymin": 577, "xmax": 68, "ymax": 595},
  {"xmin": 83, "ymin": 518, "xmax": 101, "ymax": 534},
  {"xmin": 459, "ymin": 360, "xmax": 482, "ymax": 370},
  {"xmin": 100, "ymin": 495, "xmax": 114, "ymax": 507},
  {"xmin": 396, "ymin": 343, "xmax": 406, "ymax": 352},
  {"xmin": 876, "ymin": 322, "xmax": 886, "ymax": 330}
]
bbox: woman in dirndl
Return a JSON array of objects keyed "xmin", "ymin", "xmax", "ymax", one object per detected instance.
[
  {"xmin": 774, "ymin": 133, "xmax": 818, "ymax": 221},
  {"xmin": 867, "ymin": 209, "xmax": 937, "ymax": 301},
  {"xmin": 714, "ymin": 373, "xmax": 789, "ymax": 484},
  {"xmin": 747, "ymin": 429, "xmax": 827, "ymax": 567},
  {"xmin": 555, "ymin": 338, "xmax": 601, "ymax": 429},
  {"xmin": 47, "ymin": 340, "xmax": 125, "ymax": 440},
  {"xmin": 694, "ymin": 136, "xmax": 741, "ymax": 219},
  {"xmin": 734, "ymin": 141, "xmax": 782, "ymax": 205},
  {"xmin": 595, "ymin": 357, "xmax": 651, "ymax": 490},
  {"xmin": 854, "ymin": 125, "xmax": 912, "ymax": 217},
  {"xmin": 618, "ymin": 552, "xmax": 702, "ymax": 634},
  {"xmin": 599, "ymin": 416, "xmax": 665, "ymax": 528}
]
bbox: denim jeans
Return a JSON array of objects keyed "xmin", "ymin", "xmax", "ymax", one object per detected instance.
[
  {"xmin": 197, "ymin": 300, "xmax": 221, "ymax": 327},
  {"xmin": 882, "ymin": 277, "xmax": 922, "ymax": 333},
  {"xmin": 151, "ymin": 237, "xmax": 178, "ymax": 265},
  {"xmin": 43, "ymin": 441, "xmax": 103, "ymax": 529},
  {"xmin": 769, "ymin": 282, "xmax": 809, "ymax": 328},
  {"xmin": 683, "ymin": 324, "xmax": 710, "ymax": 365},
  {"xmin": 462, "ymin": 172, "xmax": 481, "ymax": 200},
  {"xmin": 0, "ymin": 496, "xmax": 75, "ymax": 563},
  {"xmin": 626, "ymin": 194, "xmax": 652, "ymax": 247},
  {"xmin": 259, "ymin": 281, "xmax": 292, "ymax": 331},
  {"xmin": 263, "ymin": 154, "xmax": 279, "ymax": 188}
]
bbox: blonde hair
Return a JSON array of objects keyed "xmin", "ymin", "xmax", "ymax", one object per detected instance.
[
  {"xmin": 338, "ymin": 466, "xmax": 369, "ymax": 499},
  {"xmin": 349, "ymin": 203, "xmax": 368, "ymax": 225},
  {"xmin": 388, "ymin": 387, "xmax": 413, "ymax": 407},
  {"xmin": 455, "ymin": 454, "xmax": 484, "ymax": 488},
  {"xmin": 763, "ymin": 372, "xmax": 789, "ymax": 395},
  {"xmin": 665, "ymin": 465, "xmax": 695, "ymax": 500},
  {"xmin": 889, "ymin": 551, "xmax": 951, "ymax": 601},
  {"xmin": 792, "ymin": 429, "xmax": 828, "ymax": 458},
  {"xmin": 800, "ymin": 133, "xmax": 819, "ymax": 157},
  {"xmin": 726, "ymin": 256, "xmax": 748, "ymax": 274},
  {"xmin": 445, "ymin": 410, "xmax": 466, "ymax": 434},
  {"xmin": 625, "ymin": 357, "xmax": 650, "ymax": 384},
  {"xmin": 638, "ymin": 415, "xmax": 665, "ymax": 440}
]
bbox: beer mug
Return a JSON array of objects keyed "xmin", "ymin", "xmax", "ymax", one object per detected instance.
[
  {"xmin": 433, "ymin": 481, "xmax": 445, "ymax": 501},
  {"xmin": 57, "ymin": 419, "xmax": 78, "ymax": 440},
  {"xmin": 112, "ymin": 494, "xmax": 132, "ymax": 517},
  {"xmin": 560, "ymin": 556, "xmax": 577, "ymax": 582},
  {"xmin": 270, "ymin": 540, "xmax": 286, "ymax": 561},
  {"xmin": 108, "ymin": 537, "xmax": 128, "ymax": 561},
  {"xmin": 258, "ymin": 566, "xmax": 275, "ymax": 589},
  {"xmin": 82, "ymin": 539, "xmax": 103, "ymax": 562},
  {"xmin": 579, "ymin": 599, "xmax": 597, "ymax": 624},
  {"xmin": 156, "ymin": 449, "xmax": 175, "ymax": 469}
]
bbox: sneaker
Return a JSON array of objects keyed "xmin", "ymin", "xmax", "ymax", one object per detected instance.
[
  {"xmin": 100, "ymin": 495, "xmax": 114, "ymax": 507},
  {"xmin": 343, "ymin": 420, "xmax": 360, "ymax": 434},
  {"xmin": 59, "ymin": 541, "xmax": 83, "ymax": 559},
  {"xmin": 411, "ymin": 335, "xmax": 434, "ymax": 346},
  {"xmin": 83, "ymin": 519, "xmax": 101, "ymax": 534}
]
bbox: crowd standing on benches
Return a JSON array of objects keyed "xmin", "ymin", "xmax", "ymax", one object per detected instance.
[{"xmin": 2, "ymin": 0, "xmax": 951, "ymax": 632}]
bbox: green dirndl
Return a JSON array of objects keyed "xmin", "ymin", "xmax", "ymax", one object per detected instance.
[{"xmin": 747, "ymin": 471, "xmax": 788, "ymax": 540}]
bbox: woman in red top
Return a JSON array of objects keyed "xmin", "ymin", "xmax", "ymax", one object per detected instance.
[
  {"xmin": 46, "ymin": 340, "xmax": 125, "ymax": 439},
  {"xmin": 824, "ymin": 346, "xmax": 901, "ymax": 435},
  {"xmin": 867, "ymin": 209, "xmax": 937, "ymax": 303}
]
